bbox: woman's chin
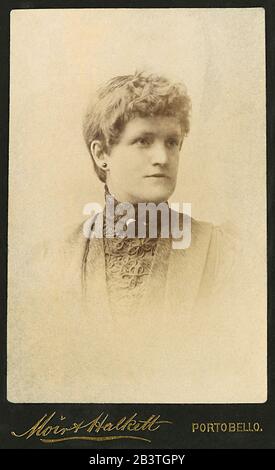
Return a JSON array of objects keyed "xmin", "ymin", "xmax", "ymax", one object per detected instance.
[{"xmin": 136, "ymin": 187, "xmax": 174, "ymax": 204}]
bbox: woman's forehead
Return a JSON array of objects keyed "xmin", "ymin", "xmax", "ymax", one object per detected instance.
[{"xmin": 121, "ymin": 116, "xmax": 182, "ymax": 139}]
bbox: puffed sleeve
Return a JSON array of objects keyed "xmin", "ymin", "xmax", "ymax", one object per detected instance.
[{"xmin": 198, "ymin": 221, "xmax": 240, "ymax": 299}]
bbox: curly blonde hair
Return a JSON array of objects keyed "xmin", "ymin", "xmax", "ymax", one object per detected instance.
[{"xmin": 83, "ymin": 71, "xmax": 191, "ymax": 182}]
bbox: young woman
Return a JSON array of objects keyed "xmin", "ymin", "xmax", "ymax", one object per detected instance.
[
  {"xmin": 8, "ymin": 72, "xmax": 237, "ymax": 403},
  {"xmin": 79, "ymin": 71, "xmax": 235, "ymax": 320}
]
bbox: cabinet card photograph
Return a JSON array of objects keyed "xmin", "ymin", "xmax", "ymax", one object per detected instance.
[{"xmin": 8, "ymin": 8, "xmax": 266, "ymax": 403}]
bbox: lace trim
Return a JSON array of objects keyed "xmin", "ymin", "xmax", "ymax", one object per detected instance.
[
  {"xmin": 104, "ymin": 237, "xmax": 158, "ymax": 291},
  {"xmin": 102, "ymin": 185, "xmax": 169, "ymax": 313}
]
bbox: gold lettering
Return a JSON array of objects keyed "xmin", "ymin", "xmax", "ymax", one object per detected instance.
[
  {"xmin": 11, "ymin": 411, "xmax": 172, "ymax": 443},
  {"xmin": 126, "ymin": 421, "xmax": 137, "ymax": 431},
  {"xmin": 102, "ymin": 423, "xmax": 115, "ymax": 432},
  {"xmin": 229, "ymin": 423, "xmax": 236, "ymax": 432},
  {"xmin": 11, "ymin": 412, "xmax": 56, "ymax": 439},
  {"xmin": 116, "ymin": 413, "xmax": 138, "ymax": 431},
  {"xmin": 133, "ymin": 422, "xmax": 143, "ymax": 432},
  {"xmin": 41, "ymin": 426, "xmax": 53, "ymax": 437},
  {"xmin": 207, "ymin": 423, "xmax": 215, "ymax": 432},
  {"xmin": 145, "ymin": 415, "xmax": 172, "ymax": 431},
  {"xmin": 114, "ymin": 417, "xmax": 127, "ymax": 431},
  {"xmin": 86, "ymin": 413, "xmax": 105, "ymax": 433},
  {"xmin": 51, "ymin": 425, "xmax": 68, "ymax": 436}
]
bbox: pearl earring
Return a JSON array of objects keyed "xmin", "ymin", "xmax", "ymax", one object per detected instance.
[{"xmin": 102, "ymin": 162, "xmax": 107, "ymax": 169}]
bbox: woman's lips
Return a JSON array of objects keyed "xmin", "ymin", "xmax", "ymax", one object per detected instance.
[{"xmin": 145, "ymin": 174, "xmax": 169, "ymax": 178}]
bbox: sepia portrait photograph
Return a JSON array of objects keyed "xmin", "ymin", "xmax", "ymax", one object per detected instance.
[{"xmin": 7, "ymin": 7, "xmax": 266, "ymax": 404}]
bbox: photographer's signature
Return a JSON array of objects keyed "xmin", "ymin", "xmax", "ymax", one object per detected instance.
[{"xmin": 11, "ymin": 411, "xmax": 172, "ymax": 443}]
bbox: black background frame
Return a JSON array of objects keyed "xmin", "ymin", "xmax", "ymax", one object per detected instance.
[{"xmin": 0, "ymin": 0, "xmax": 274, "ymax": 450}]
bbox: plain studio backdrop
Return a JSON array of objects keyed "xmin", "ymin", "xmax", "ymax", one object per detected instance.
[{"xmin": 8, "ymin": 8, "xmax": 266, "ymax": 402}]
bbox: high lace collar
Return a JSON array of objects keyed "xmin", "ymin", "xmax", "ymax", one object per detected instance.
[
  {"xmin": 103, "ymin": 184, "xmax": 170, "ymax": 238},
  {"xmin": 104, "ymin": 184, "xmax": 142, "ymax": 220}
]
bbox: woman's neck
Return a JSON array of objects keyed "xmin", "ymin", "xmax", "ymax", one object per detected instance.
[{"xmin": 103, "ymin": 184, "xmax": 169, "ymax": 238}]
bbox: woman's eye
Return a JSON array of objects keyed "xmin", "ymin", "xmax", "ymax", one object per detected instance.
[
  {"xmin": 135, "ymin": 138, "xmax": 151, "ymax": 146},
  {"xmin": 166, "ymin": 139, "xmax": 179, "ymax": 148}
]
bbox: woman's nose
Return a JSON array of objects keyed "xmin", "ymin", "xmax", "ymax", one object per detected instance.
[{"xmin": 150, "ymin": 142, "xmax": 169, "ymax": 165}]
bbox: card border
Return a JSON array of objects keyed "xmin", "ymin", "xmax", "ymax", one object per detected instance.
[{"xmin": 0, "ymin": 0, "xmax": 274, "ymax": 449}]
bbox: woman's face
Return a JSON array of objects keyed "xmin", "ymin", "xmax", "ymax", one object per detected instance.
[{"xmin": 105, "ymin": 116, "xmax": 183, "ymax": 204}]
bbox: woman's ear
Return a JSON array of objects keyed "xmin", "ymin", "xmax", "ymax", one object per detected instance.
[{"xmin": 90, "ymin": 140, "xmax": 109, "ymax": 171}]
